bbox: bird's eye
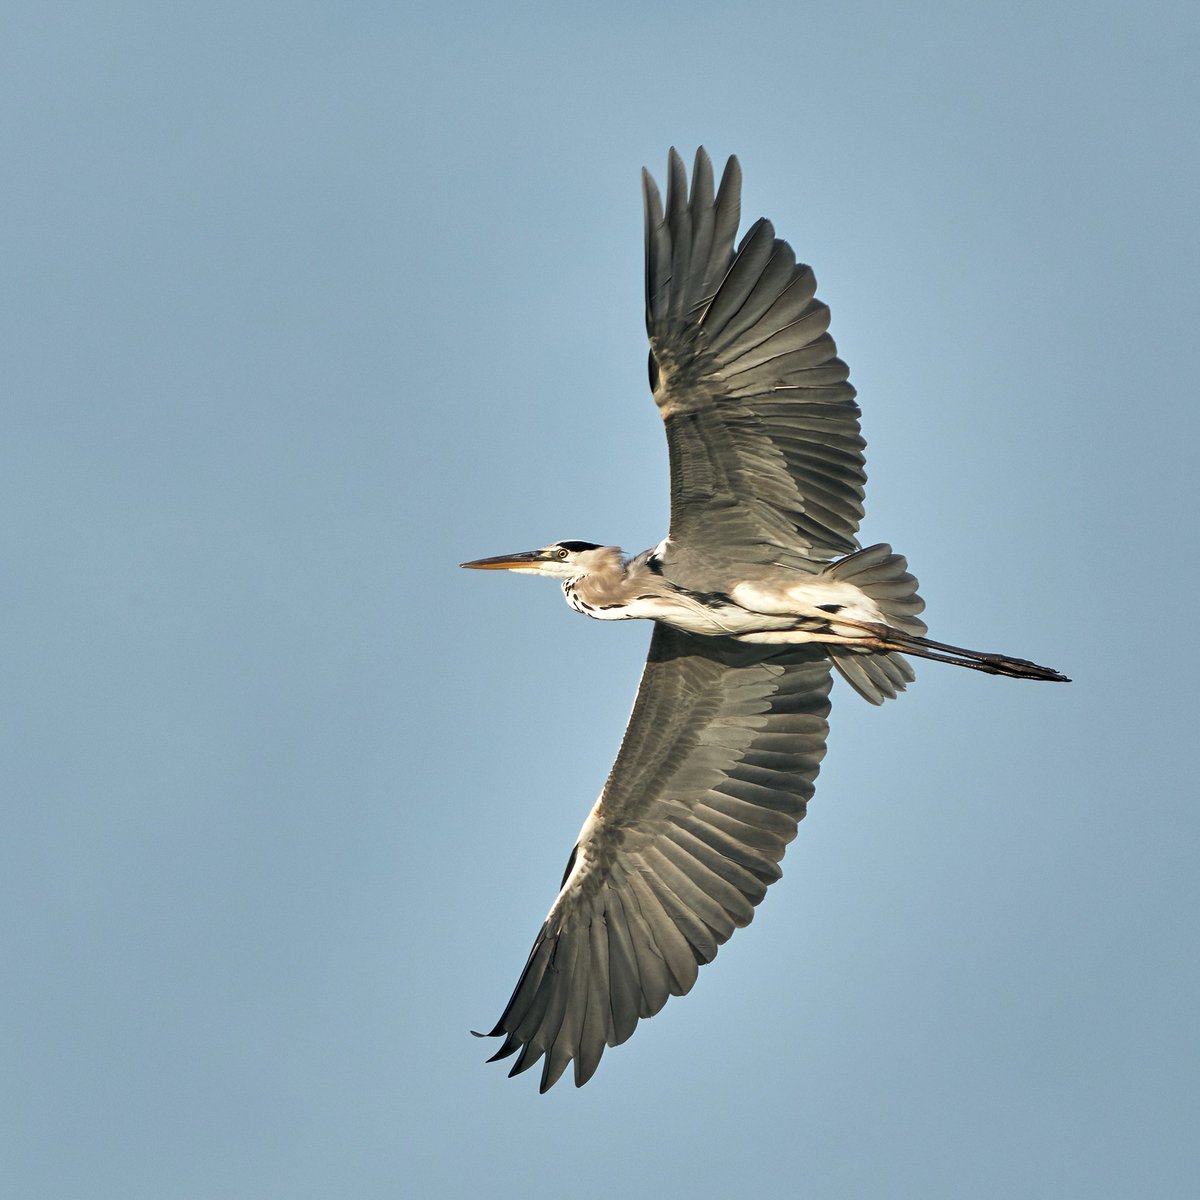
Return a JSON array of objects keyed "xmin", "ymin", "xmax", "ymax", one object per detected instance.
[{"xmin": 556, "ymin": 548, "xmax": 569, "ymax": 560}]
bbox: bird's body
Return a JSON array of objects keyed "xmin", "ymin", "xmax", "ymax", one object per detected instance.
[
  {"xmin": 471, "ymin": 538, "xmax": 1064, "ymax": 687},
  {"xmin": 462, "ymin": 149, "xmax": 1068, "ymax": 1091},
  {"xmin": 563, "ymin": 543, "xmax": 886, "ymax": 640}
]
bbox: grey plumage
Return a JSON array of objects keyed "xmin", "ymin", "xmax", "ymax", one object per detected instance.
[
  {"xmin": 645, "ymin": 150, "xmax": 865, "ymax": 582},
  {"xmin": 479, "ymin": 627, "xmax": 832, "ymax": 1091},
  {"xmin": 462, "ymin": 148, "xmax": 1068, "ymax": 1091}
]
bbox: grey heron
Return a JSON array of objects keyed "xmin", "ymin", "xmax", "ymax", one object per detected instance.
[{"xmin": 462, "ymin": 149, "xmax": 1068, "ymax": 1092}]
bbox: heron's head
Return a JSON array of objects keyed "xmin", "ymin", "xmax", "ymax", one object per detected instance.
[{"xmin": 460, "ymin": 540, "xmax": 620, "ymax": 581}]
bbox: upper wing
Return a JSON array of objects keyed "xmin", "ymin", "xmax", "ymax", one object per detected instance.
[
  {"xmin": 644, "ymin": 148, "xmax": 866, "ymax": 587},
  {"xmin": 477, "ymin": 624, "xmax": 832, "ymax": 1091}
]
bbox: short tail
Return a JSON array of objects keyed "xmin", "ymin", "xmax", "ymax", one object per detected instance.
[
  {"xmin": 821, "ymin": 544, "xmax": 1070, "ymax": 699},
  {"xmin": 824, "ymin": 543, "xmax": 927, "ymax": 636},
  {"xmin": 824, "ymin": 544, "xmax": 925, "ymax": 704}
]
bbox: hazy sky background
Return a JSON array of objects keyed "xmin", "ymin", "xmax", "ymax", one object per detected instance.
[{"xmin": 4, "ymin": 2, "xmax": 1198, "ymax": 1197}]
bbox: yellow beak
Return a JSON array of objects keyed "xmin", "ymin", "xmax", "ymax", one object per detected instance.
[{"xmin": 460, "ymin": 550, "xmax": 548, "ymax": 570}]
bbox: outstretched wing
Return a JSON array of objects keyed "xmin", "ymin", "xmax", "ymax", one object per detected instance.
[
  {"xmin": 644, "ymin": 148, "xmax": 866, "ymax": 588},
  {"xmin": 477, "ymin": 625, "xmax": 832, "ymax": 1091}
]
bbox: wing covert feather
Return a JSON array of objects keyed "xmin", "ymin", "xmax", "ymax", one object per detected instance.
[
  {"xmin": 478, "ymin": 625, "xmax": 832, "ymax": 1090},
  {"xmin": 643, "ymin": 148, "xmax": 867, "ymax": 584}
]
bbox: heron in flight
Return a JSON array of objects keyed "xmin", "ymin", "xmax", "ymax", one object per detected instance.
[{"xmin": 462, "ymin": 149, "xmax": 1068, "ymax": 1092}]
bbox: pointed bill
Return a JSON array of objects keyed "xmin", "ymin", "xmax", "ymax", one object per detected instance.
[{"xmin": 460, "ymin": 550, "xmax": 549, "ymax": 570}]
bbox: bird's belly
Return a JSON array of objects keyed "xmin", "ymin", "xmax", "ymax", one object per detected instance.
[
  {"xmin": 573, "ymin": 591, "xmax": 792, "ymax": 637},
  {"xmin": 567, "ymin": 578, "xmax": 867, "ymax": 638},
  {"xmin": 637, "ymin": 598, "xmax": 762, "ymax": 636},
  {"xmin": 730, "ymin": 578, "xmax": 885, "ymax": 624}
]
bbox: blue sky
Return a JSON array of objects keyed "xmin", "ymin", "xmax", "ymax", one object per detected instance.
[{"xmin": 3, "ymin": 2, "xmax": 1198, "ymax": 1197}]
